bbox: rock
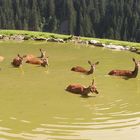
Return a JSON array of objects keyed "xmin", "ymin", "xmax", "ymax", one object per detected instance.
[
  {"xmin": 47, "ymin": 38, "xmax": 65, "ymax": 43},
  {"xmin": 24, "ymin": 36, "xmax": 31, "ymax": 40},
  {"xmin": 34, "ymin": 37, "xmax": 47, "ymax": 41},
  {"xmin": 129, "ymin": 47, "xmax": 138, "ymax": 52},
  {"xmin": 3, "ymin": 36, "xmax": 10, "ymax": 40},
  {"xmin": 89, "ymin": 40, "xmax": 104, "ymax": 47},
  {"xmin": 0, "ymin": 35, "xmax": 3, "ymax": 39},
  {"xmin": 10, "ymin": 35, "xmax": 25, "ymax": 40},
  {"xmin": 89, "ymin": 40, "xmax": 100, "ymax": 45},
  {"xmin": 104, "ymin": 44, "xmax": 125, "ymax": 50},
  {"xmin": 57, "ymin": 38, "xmax": 65, "ymax": 43}
]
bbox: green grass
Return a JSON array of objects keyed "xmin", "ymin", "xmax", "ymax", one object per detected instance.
[
  {"xmin": 0, "ymin": 29, "xmax": 140, "ymax": 48},
  {"xmin": 0, "ymin": 29, "xmax": 68, "ymax": 39}
]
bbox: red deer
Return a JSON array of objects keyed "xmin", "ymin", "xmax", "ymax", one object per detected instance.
[
  {"xmin": 108, "ymin": 58, "xmax": 140, "ymax": 78},
  {"xmin": 71, "ymin": 61, "xmax": 99, "ymax": 75},
  {"xmin": 25, "ymin": 57, "xmax": 48, "ymax": 67},
  {"xmin": 11, "ymin": 54, "xmax": 23, "ymax": 67},
  {"xmin": 24, "ymin": 49, "xmax": 49, "ymax": 67},
  {"xmin": 66, "ymin": 79, "xmax": 99, "ymax": 96},
  {"xmin": 23, "ymin": 49, "xmax": 45, "ymax": 61},
  {"xmin": 23, "ymin": 54, "xmax": 35, "ymax": 61}
]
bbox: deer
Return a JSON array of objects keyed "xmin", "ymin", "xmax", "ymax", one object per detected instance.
[
  {"xmin": 38, "ymin": 48, "xmax": 46, "ymax": 59},
  {"xmin": 66, "ymin": 79, "xmax": 99, "ymax": 96},
  {"xmin": 23, "ymin": 49, "xmax": 46, "ymax": 61},
  {"xmin": 108, "ymin": 58, "xmax": 140, "ymax": 78},
  {"xmin": 25, "ymin": 57, "xmax": 48, "ymax": 67},
  {"xmin": 71, "ymin": 61, "xmax": 99, "ymax": 75},
  {"xmin": 24, "ymin": 49, "xmax": 49, "ymax": 67},
  {"xmin": 11, "ymin": 54, "xmax": 24, "ymax": 67}
]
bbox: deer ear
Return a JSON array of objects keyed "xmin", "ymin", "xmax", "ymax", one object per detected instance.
[
  {"xmin": 95, "ymin": 61, "xmax": 99, "ymax": 65},
  {"xmin": 132, "ymin": 58, "xmax": 136, "ymax": 62},
  {"xmin": 17, "ymin": 54, "xmax": 20, "ymax": 57},
  {"xmin": 40, "ymin": 48, "xmax": 42, "ymax": 51},
  {"xmin": 88, "ymin": 61, "xmax": 92, "ymax": 65}
]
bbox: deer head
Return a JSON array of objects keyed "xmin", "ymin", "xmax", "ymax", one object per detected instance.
[
  {"xmin": 41, "ymin": 57, "xmax": 49, "ymax": 67},
  {"xmin": 87, "ymin": 60, "xmax": 99, "ymax": 74},
  {"xmin": 132, "ymin": 58, "xmax": 140, "ymax": 68},
  {"xmin": 88, "ymin": 79, "xmax": 99, "ymax": 94}
]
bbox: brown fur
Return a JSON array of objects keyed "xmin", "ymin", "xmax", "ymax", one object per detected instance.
[
  {"xmin": 24, "ymin": 49, "xmax": 49, "ymax": 67},
  {"xmin": 25, "ymin": 56, "xmax": 48, "ymax": 67},
  {"xmin": 11, "ymin": 54, "xmax": 23, "ymax": 67},
  {"xmin": 71, "ymin": 61, "xmax": 99, "ymax": 75},
  {"xmin": 108, "ymin": 58, "xmax": 140, "ymax": 78},
  {"xmin": 66, "ymin": 80, "xmax": 99, "ymax": 96}
]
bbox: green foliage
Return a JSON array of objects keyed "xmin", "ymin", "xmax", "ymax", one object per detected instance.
[
  {"xmin": 0, "ymin": 0, "xmax": 140, "ymax": 42},
  {"xmin": 0, "ymin": 30, "xmax": 140, "ymax": 49}
]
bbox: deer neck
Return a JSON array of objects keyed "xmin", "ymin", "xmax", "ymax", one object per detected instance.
[
  {"xmin": 83, "ymin": 87, "xmax": 91, "ymax": 95},
  {"xmin": 132, "ymin": 64, "xmax": 139, "ymax": 77},
  {"xmin": 87, "ymin": 66, "xmax": 94, "ymax": 75}
]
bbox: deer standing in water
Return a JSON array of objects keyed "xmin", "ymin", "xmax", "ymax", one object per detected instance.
[
  {"xmin": 66, "ymin": 79, "xmax": 99, "ymax": 96},
  {"xmin": 11, "ymin": 54, "xmax": 24, "ymax": 67},
  {"xmin": 108, "ymin": 58, "xmax": 140, "ymax": 78},
  {"xmin": 71, "ymin": 61, "xmax": 99, "ymax": 75}
]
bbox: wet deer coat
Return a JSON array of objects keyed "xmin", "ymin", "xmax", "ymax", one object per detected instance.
[
  {"xmin": 66, "ymin": 80, "xmax": 99, "ymax": 96},
  {"xmin": 71, "ymin": 61, "xmax": 99, "ymax": 75},
  {"xmin": 108, "ymin": 58, "xmax": 140, "ymax": 78}
]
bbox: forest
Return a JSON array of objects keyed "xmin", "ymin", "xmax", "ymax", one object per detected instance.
[{"xmin": 0, "ymin": 0, "xmax": 140, "ymax": 42}]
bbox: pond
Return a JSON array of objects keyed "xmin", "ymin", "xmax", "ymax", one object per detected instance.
[{"xmin": 0, "ymin": 41, "xmax": 140, "ymax": 140}]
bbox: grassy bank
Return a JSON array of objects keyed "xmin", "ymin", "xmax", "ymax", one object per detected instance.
[{"xmin": 0, "ymin": 29, "xmax": 140, "ymax": 48}]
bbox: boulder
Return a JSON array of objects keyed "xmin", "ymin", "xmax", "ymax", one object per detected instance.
[
  {"xmin": 104, "ymin": 44, "xmax": 125, "ymax": 50},
  {"xmin": 89, "ymin": 40, "xmax": 104, "ymax": 47},
  {"xmin": 0, "ymin": 35, "xmax": 3, "ymax": 39},
  {"xmin": 47, "ymin": 38, "xmax": 65, "ymax": 43},
  {"xmin": 34, "ymin": 37, "xmax": 47, "ymax": 41}
]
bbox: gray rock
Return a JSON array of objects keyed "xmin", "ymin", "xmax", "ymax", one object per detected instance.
[
  {"xmin": 34, "ymin": 37, "xmax": 47, "ymax": 41},
  {"xmin": 104, "ymin": 44, "xmax": 125, "ymax": 50}
]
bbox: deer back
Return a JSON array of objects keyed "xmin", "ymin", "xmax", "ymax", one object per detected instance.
[
  {"xmin": 26, "ymin": 57, "xmax": 42, "ymax": 65},
  {"xmin": 66, "ymin": 80, "xmax": 99, "ymax": 96},
  {"xmin": 71, "ymin": 66, "xmax": 88, "ymax": 73},
  {"xmin": 66, "ymin": 84, "xmax": 86, "ymax": 94},
  {"xmin": 108, "ymin": 58, "xmax": 140, "ymax": 78}
]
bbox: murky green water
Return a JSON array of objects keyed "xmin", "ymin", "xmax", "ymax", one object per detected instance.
[{"xmin": 0, "ymin": 41, "xmax": 140, "ymax": 140}]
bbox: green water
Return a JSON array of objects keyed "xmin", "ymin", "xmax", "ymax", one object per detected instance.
[{"xmin": 0, "ymin": 41, "xmax": 140, "ymax": 140}]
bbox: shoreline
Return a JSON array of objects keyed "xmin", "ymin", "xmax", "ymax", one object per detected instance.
[{"xmin": 0, "ymin": 32, "xmax": 140, "ymax": 55}]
